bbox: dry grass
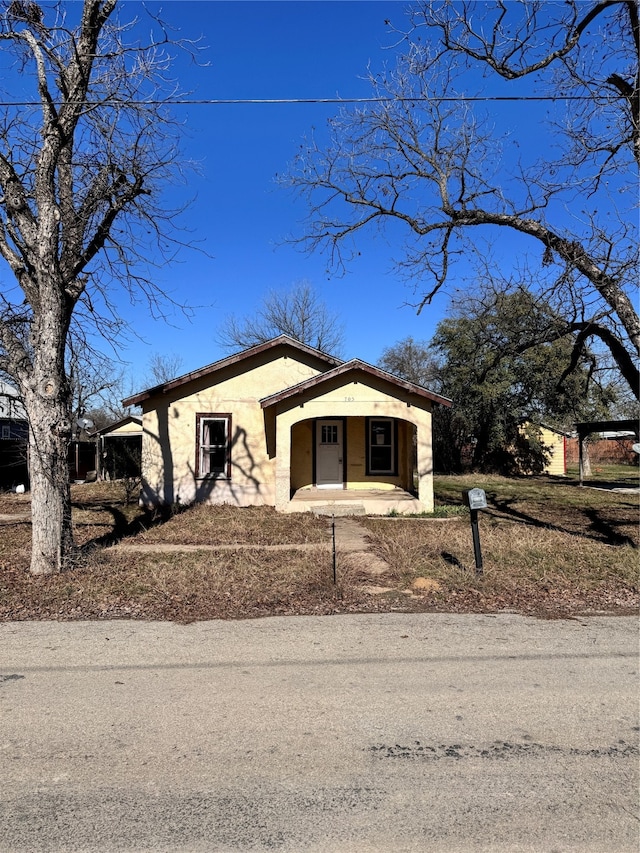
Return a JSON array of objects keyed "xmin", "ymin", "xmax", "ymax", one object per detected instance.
[
  {"xmin": 359, "ymin": 473, "xmax": 639, "ymax": 617},
  {"xmin": 433, "ymin": 473, "xmax": 639, "ymax": 545},
  {"xmin": 136, "ymin": 502, "xmax": 330, "ymax": 546},
  {"xmin": 0, "ymin": 474, "xmax": 637, "ymax": 620},
  {"xmin": 361, "ymin": 517, "xmax": 637, "ymax": 617},
  {"xmin": 0, "ymin": 548, "xmax": 367, "ymax": 622}
]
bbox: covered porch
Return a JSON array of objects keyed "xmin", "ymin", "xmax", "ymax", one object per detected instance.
[{"xmin": 260, "ymin": 358, "xmax": 452, "ymax": 517}]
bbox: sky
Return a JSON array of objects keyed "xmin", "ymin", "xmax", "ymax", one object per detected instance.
[
  {"xmin": 0, "ymin": 1, "xmax": 556, "ymax": 396},
  {"xmin": 117, "ymin": 0, "xmax": 444, "ymax": 392}
]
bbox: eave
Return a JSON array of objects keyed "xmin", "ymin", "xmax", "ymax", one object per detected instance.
[
  {"xmin": 122, "ymin": 335, "xmax": 342, "ymax": 407},
  {"xmin": 260, "ymin": 359, "xmax": 452, "ymax": 408}
]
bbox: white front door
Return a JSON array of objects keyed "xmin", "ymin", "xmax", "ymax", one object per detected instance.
[{"xmin": 316, "ymin": 420, "xmax": 343, "ymax": 488}]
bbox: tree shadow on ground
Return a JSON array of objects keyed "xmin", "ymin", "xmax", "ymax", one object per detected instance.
[
  {"xmin": 74, "ymin": 501, "xmax": 183, "ymax": 552},
  {"xmin": 441, "ymin": 551, "xmax": 466, "ymax": 569},
  {"xmin": 582, "ymin": 507, "xmax": 638, "ymax": 548},
  {"xmin": 485, "ymin": 496, "xmax": 637, "ymax": 549},
  {"xmin": 560, "ymin": 476, "xmax": 639, "ymax": 491}
]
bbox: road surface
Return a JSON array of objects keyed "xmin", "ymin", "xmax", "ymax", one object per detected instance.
[{"xmin": 1, "ymin": 613, "xmax": 638, "ymax": 852}]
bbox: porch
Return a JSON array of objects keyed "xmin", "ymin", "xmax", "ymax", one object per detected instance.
[
  {"xmin": 261, "ymin": 359, "xmax": 446, "ymax": 516},
  {"xmin": 288, "ymin": 486, "xmax": 423, "ymax": 516}
]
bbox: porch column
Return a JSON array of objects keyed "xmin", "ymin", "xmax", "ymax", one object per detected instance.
[
  {"xmin": 415, "ymin": 416, "xmax": 434, "ymax": 513},
  {"xmin": 274, "ymin": 414, "xmax": 292, "ymax": 512}
]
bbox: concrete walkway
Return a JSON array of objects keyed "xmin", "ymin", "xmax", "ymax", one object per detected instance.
[
  {"xmin": 112, "ymin": 515, "xmax": 392, "ymax": 580},
  {"xmin": 331, "ymin": 516, "xmax": 390, "ymax": 578}
]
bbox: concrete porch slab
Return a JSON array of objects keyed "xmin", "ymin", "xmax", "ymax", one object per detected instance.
[{"xmin": 287, "ymin": 488, "xmax": 424, "ymax": 516}]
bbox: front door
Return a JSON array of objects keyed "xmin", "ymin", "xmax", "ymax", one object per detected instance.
[{"xmin": 316, "ymin": 419, "xmax": 343, "ymax": 488}]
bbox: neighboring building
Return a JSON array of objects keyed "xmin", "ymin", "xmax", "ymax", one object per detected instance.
[
  {"xmin": 123, "ymin": 336, "xmax": 451, "ymax": 514},
  {"xmin": 0, "ymin": 382, "xmax": 28, "ymax": 489},
  {"xmin": 0, "ymin": 381, "xmax": 27, "ymax": 440},
  {"xmin": 94, "ymin": 416, "xmax": 142, "ymax": 480},
  {"xmin": 538, "ymin": 424, "xmax": 567, "ymax": 476},
  {"xmin": 514, "ymin": 423, "xmax": 568, "ymax": 476}
]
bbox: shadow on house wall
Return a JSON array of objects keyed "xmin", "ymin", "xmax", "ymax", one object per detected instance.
[{"xmin": 140, "ymin": 405, "xmax": 263, "ymax": 508}]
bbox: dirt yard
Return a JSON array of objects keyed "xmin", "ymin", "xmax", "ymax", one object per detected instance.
[{"xmin": 0, "ymin": 472, "xmax": 637, "ymax": 621}]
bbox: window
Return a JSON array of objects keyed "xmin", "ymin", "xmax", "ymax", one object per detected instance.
[
  {"xmin": 196, "ymin": 414, "xmax": 231, "ymax": 478},
  {"xmin": 1, "ymin": 425, "xmax": 10, "ymax": 440},
  {"xmin": 320, "ymin": 424, "xmax": 339, "ymax": 444},
  {"xmin": 367, "ymin": 418, "xmax": 396, "ymax": 475}
]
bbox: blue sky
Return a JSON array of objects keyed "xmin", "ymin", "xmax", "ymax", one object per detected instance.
[
  {"xmin": 114, "ymin": 0, "xmax": 466, "ymax": 390},
  {"xmin": 0, "ymin": 1, "xmax": 554, "ymax": 394}
]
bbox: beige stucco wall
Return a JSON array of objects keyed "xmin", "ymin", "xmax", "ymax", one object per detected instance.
[
  {"xmin": 140, "ymin": 349, "xmax": 325, "ymax": 507},
  {"xmin": 290, "ymin": 420, "xmax": 314, "ymax": 490},
  {"xmin": 272, "ymin": 373, "xmax": 434, "ymax": 512}
]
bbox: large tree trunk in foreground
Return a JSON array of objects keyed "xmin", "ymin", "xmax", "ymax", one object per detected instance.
[
  {"xmin": 23, "ymin": 362, "xmax": 75, "ymax": 575},
  {"xmin": 28, "ymin": 422, "xmax": 74, "ymax": 575},
  {"xmin": 0, "ymin": 1, "xmax": 193, "ymax": 573}
]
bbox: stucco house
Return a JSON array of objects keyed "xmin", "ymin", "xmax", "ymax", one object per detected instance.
[{"xmin": 123, "ymin": 336, "xmax": 451, "ymax": 515}]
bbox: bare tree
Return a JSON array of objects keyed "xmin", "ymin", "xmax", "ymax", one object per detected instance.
[
  {"xmin": 145, "ymin": 352, "xmax": 185, "ymax": 386},
  {"xmin": 0, "ymin": 1, "xmax": 194, "ymax": 573},
  {"xmin": 218, "ymin": 280, "xmax": 345, "ymax": 356},
  {"xmin": 378, "ymin": 337, "xmax": 439, "ymax": 388},
  {"xmin": 67, "ymin": 345, "xmax": 129, "ymax": 433},
  {"xmin": 288, "ymin": 1, "xmax": 639, "ymax": 397}
]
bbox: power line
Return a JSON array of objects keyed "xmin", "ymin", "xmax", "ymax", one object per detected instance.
[{"xmin": 0, "ymin": 94, "xmax": 595, "ymax": 107}]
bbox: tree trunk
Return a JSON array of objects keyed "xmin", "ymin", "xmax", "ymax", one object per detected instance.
[
  {"xmin": 23, "ymin": 380, "xmax": 75, "ymax": 575},
  {"xmin": 581, "ymin": 439, "xmax": 592, "ymax": 479}
]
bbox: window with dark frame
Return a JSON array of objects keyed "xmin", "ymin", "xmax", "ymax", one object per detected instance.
[
  {"xmin": 196, "ymin": 414, "xmax": 231, "ymax": 478},
  {"xmin": 367, "ymin": 418, "xmax": 396, "ymax": 475},
  {"xmin": 320, "ymin": 423, "xmax": 339, "ymax": 444}
]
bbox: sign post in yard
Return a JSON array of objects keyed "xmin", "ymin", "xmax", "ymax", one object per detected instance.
[{"xmin": 463, "ymin": 488, "xmax": 488, "ymax": 575}]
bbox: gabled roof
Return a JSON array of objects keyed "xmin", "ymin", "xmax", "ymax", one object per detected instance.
[
  {"xmin": 538, "ymin": 422, "xmax": 572, "ymax": 437},
  {"xmin": 260, "ymin": 359, "xmax": 452, "ymax": 408},
  {"xmin": 122, "ymin": 336, "xmax": 342, "ymax": 407},
  {"xmin": 91, "ymin": 416, "xmax": 142, "ymax": 437}
]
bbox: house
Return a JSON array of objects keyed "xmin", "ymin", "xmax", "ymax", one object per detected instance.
[
  {"xmin": 538, "ymin": 425, "xmax": 567, "ymax": 476},
  {"xmin": 514, "ymin": 422, "xmax": 568, "ymax": 476},
  {"xmin": 0, "ymin": 381, "xmax": 27, "ymax": 441},
  {"xmin": 123, "ymin": 336, "xmax": 452, "ymax": 514},
  {"xmin": 0, "ymin": 381, "xmax": 28, "ymax": 489},
  {"xmin": 527, "ymin": 424, "xmax": 567, "ymax": 476},
  {"xmin": 93, "ymin": 416, "xmax": 142, "ymax": 480},
  {"xmin": 67, "ymin": 417, "xmax": 143, "ymax": 483}
]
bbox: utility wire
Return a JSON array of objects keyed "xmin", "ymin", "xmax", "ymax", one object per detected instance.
[{"xmin": 0, "ymin": 95, "xmax": 596, "ymax": 106}]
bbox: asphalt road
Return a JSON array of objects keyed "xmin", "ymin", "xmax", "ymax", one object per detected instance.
[{"xmin": 1, "ymin": 613, "xmax": 638, "ymax": 852}]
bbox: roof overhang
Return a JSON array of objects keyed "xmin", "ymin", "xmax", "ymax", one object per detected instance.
[
  {"xmin": 260, "ymin": 359, "xmax": 452, "ymax": 409},
  {"xmin": 122, "ymin": 335, "xmax": 342, "ymax": 407},
  {"xmin": 91, "ymin": 416, "xmax": 143, "ymax": 437},
  {"xmin": 575, "ymin": 419, "xmax": 639, "ymax": 440}
]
